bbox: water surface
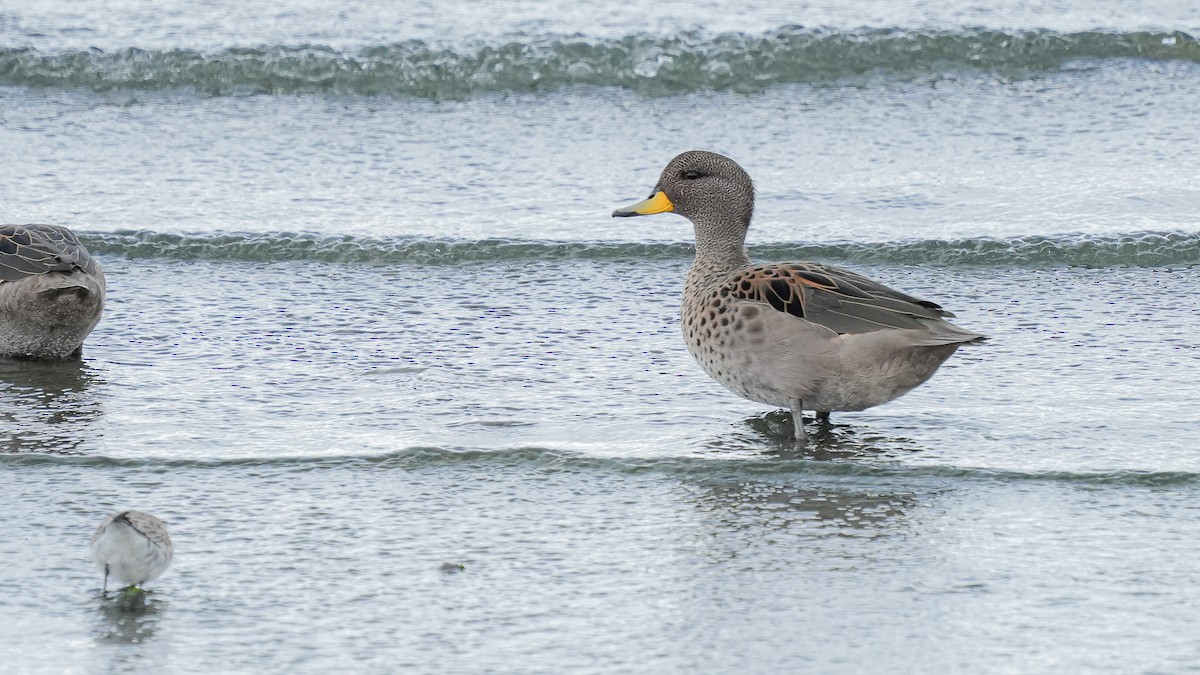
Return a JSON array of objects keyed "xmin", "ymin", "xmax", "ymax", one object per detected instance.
[{"xmin": 2, "ymin": 0, "xmax": 1199, "ymax": 671}]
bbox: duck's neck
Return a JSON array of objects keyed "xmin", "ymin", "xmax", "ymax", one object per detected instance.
[{"xmin": 689, "ymin": 218, "xmax": 752, "ymax": 283}]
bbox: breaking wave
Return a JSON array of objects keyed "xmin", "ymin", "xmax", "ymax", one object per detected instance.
[
  {"xmin": 1, "ymin": 28, "xmax": 1197, "ymax": 97},
  {"xmin": 77, "ymin": 229, "xmax": 1200, "ymax": 267}
]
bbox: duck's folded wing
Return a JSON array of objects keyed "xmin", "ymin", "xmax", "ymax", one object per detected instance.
[
  {"xmin": 0, "ymin": 225, "xmax": 96, "ymax": 282},
  {"xmin": 725, "ymin": 261, "xmax": 958, "ymax": 335}
]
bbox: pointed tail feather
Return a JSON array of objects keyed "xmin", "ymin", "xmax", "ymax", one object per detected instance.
[{"xmin": 909, "ymin": 319, "xmax": 988, "ymax": 347}]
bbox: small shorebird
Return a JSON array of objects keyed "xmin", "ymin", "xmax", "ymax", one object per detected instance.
[
  {"xmin": 90, "ymin": 511, "xmax": 173, "ymax": 593},
  {"xmin": 613, "ymin": 151, "xmax": 986, "ymax": 441},
  {"xmin": 0, "ymin": 224, "xmax": 105, "ymax": 359}
]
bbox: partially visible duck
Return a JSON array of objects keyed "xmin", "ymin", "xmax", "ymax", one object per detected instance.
[{"xmin": 0, "ymin": 224, "xmax": 105, "ymax": 359}]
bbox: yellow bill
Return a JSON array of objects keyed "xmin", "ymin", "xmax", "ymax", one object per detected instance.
[{"xmin": 612, "ymin": 190, "xmax": 675, "ymax": 217}]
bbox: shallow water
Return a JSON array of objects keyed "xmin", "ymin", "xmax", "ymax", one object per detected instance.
[
  {"xmin": 2, "ymin": 0, "xmax": 1199, "ymax": 672},
  {"xmin": 6, "ymin": 455, "xmax": 1200, "ymax": 672}
]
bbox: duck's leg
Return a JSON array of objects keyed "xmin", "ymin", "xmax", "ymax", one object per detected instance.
[
  {"xmin": 102, "ymin": 565, "xmax": 109, "ymax": 594},
  {"xmin": 789, "ymin": 400, "xmax": 808, "ymax": 443}
]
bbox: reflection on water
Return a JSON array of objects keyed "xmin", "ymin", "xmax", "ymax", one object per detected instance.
[
  {"xmin": 704, "ymin": 409, "xmax": 927, "ymax": 461},
  {"xmin": 0, "ymin": 359, "xmax": 104, "ymax": 454},
  {"xmin": 691, "ymin": 411, "xmax": 925, "ymax": 563},
  {"xmin": 93, "ymin": 591, "xmax": 167, "ymax": 645},
  {"xmin": 686, "ymin": 478, "xmax": 918, "ymax": 565},
  {"xmin": 686, "ymin": 451, "xmax": 916, "ymax": 562},
  {"xmin": 692, "ymin": 480, "xmax": 916, "ymax": 534}
]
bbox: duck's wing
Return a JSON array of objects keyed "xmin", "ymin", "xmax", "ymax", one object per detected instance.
[
  {"xmin": 723, "ymin": 261, "xmax": 960, "ymax": 335},
  {"xmin": 0, "ymin": 224, "xmax": 98, "ymax": 282}
]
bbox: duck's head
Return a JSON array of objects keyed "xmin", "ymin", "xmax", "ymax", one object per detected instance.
[{"xmin": 612, "ymin": 151, "xmax": 755, "ymax": 237}]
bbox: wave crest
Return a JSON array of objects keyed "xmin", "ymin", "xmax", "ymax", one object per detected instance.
[
  {"xmin": 1, "ymin": 28, "xmax": 1197, "ymax": 97},
  {"xmin": 77, "ymin": 229, "xmax": 1200, "ymax": 267},
  {"xmin": 2, "ymin": 445, "xmax": 1197, "ymax": 486}
]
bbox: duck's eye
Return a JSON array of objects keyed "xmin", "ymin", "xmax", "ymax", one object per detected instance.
[{"xmin": 681, "ymin": 170, "xmax": 704, "ymax": 180}]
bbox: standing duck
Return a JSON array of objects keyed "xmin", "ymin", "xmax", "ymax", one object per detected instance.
[
  {"xmin": 613, "ymin": 151, "xmax": 985, "ymax": 441},
  {"xmin": 0, "ymin": 224, "xmax": 105, "ymax": 359}
]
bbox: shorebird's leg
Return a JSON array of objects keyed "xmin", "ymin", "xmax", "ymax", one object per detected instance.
[
  {"xmin": 102, "ymin": 566, "xmax": 109, "ymax": 595},
  {"xmin": 789, "ymin": 400, "xmax": 808, "ymax": 443},
  {"xmin": 816, "ymin": 411, "xmax": 831, "ymax": 425}
]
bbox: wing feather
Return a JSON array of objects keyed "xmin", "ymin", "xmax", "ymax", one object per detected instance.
[
  {"xmin": 0, "ymin": 224, "xmax": 97, "ymax": 282},
  {"xmin": 723, "ymin": 261, "xmax": 957, "ymax": 335}
]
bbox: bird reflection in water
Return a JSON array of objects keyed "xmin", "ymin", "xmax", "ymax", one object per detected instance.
[
  {"xmin": 686, "ymin": 480, "xmax": 919, "ymax": 566},
  {"xmin": 0, "ymin": 358, "xmax": 103, "ymax": 454},
  {"xmin": 703, "ymin": 409, "xmax": 926, "ymax": 461},
  {"xmin": 93, "ymin": 592, "xmax": 168, "ymax": 645}
]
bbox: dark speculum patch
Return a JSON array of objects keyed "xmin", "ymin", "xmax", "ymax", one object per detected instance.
[{"xmin": 765, "ymin": 279, "xmax": 804, "ymax": 318}]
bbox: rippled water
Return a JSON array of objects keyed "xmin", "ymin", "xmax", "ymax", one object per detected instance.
[{"xmin": 2, "ymin": 0, "xmax": 1199, "ymax": 671}]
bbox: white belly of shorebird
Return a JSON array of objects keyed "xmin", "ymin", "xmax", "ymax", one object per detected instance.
[{"xmin": 92, "ymin": 524, "xmax": 170, "ymax": 586}]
